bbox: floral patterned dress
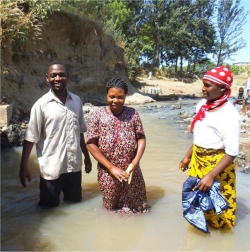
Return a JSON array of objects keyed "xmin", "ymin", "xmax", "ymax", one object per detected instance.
[{"xmin": 86, "ymin": 106, "xmax": 148, "ymax": 212}]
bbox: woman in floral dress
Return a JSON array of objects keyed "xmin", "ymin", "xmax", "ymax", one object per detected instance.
[{"xmin": 86, "ymin": 78, "xmax": 149, "ymax": 213}]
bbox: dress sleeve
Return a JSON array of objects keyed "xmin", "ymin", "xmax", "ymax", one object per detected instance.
[
  {"xmin": 86, "ymin": 109, "xmax": 100, "ymax": 143},
  {"xmin": 133, "ymin": 110, "xmax": 145, "ymax": 139}
]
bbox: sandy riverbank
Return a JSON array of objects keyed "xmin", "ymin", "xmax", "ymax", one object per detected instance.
[{"xmin": 133, "ymin": 74, "xmax": 247, "ymax": 98}]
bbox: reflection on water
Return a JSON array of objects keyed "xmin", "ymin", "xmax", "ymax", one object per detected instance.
[{"xmin": 1, "ymin": 101, "xmax": 250, "ymax": 251}]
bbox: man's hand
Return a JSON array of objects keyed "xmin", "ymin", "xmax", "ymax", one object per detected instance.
[
  {"xmin": 84, "ymin": 158, "xmax": 92, "ymax": 173},
  {"xmin": 19, "ymin": 167, "xmax": 31, "ymax": 188}
]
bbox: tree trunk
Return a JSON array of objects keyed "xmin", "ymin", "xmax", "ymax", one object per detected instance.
[
  {"xmin": 180, "ymin": 56, "xmax": 183, "ymax": 72},
  {"xmin": 187, "ymin": 60, "xmax": 190, "ymax": 72},
  {"xmin": 175, "ymin": 58, "xmax": 178, "ymax": 72},
  {"xmin": 153, "ymin": 33, "xmax": 159, "ymax": 68}
]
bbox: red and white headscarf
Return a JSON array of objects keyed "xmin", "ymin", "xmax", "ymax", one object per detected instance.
[{"xmin": 190, "ymin": 66, "xmax": 233, "ymax": 132}]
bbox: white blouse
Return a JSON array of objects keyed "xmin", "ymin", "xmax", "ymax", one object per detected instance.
[{"xmin": 193, "ymin": 99, "xmax": 241, "ymax": 156}]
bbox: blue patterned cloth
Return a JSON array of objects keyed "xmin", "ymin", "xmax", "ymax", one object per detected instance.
[{"xmin": 182, "ymin": 176, "xmax": 228, "ymax": 233}]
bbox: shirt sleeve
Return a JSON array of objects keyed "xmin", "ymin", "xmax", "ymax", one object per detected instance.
[
  {"xmin": 25, "ymin": 102, "xmax": 43, "ymax": 143},
  {"xmin": 79, "ymin": 102, "xmax": 87, "ymax": 133}
]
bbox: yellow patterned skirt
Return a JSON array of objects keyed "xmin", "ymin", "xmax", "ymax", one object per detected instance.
[{"xmin": 188, "ymin": 144, "xmax": 236, "ymax": 230}]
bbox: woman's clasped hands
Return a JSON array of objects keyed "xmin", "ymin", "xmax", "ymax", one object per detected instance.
[{"xmin": 110, "ymin": 163, "xmax": 135, "ymax": 183}]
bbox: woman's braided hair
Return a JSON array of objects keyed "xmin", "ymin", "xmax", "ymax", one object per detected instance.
[{"xmin": 106, "ymin": 77, "xmax": 128, "ymax": 94}]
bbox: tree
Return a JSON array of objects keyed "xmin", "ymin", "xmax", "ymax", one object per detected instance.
[
  {"xmin": 121, "ymin": 0, "xmax": 145, "ymax": 77},
  {"xmin": 184, "ymin": 0, "xmax": 216, "ymax": 71},
  {"xmin": 102, "ymin": 0, "xmax": 131, "ymax": 41},
  {"xmin": 161, "ymin": 0, "xmax": 196, "ymax": 71},
  {"xmin": 142, "ymin": 0, "xmax": 169, "ymax": 68},
  {"xmin": 214, "ymin": 0, "xmax": 248, "ymax": 66}
]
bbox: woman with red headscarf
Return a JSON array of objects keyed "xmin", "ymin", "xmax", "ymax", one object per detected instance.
[{"xmin": 179, "ymin": 66, "xmax": 241, "ymax": 230}]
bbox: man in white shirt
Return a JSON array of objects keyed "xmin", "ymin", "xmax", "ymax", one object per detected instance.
[{"xmin": 19, "ymin": 61, "xmax": 92, "ymax": 207}]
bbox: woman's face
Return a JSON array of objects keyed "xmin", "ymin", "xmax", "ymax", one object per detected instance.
[
  {"xmin": 107, "ymin": 87, "xmax": 126, "ymax": 115},
  {"xmin": 202, "ymin": 80, "xmax": 225, "ymax": 101}
]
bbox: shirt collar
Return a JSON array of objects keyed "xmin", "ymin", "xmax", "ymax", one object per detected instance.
[{"xmin": 46, "ymin": 89, "xmax": 72, "ymax": 103}]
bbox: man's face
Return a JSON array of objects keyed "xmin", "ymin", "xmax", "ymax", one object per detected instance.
[
  {"xmin": 239, "ymin": 89, "xmax": 244, "ymax": 95},
  {"xmin": 46, "ymin": 64, "xmax": 68, "ymax": 94}
]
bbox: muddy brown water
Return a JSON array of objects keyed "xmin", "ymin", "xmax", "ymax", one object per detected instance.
[{"xmin": 1, "ymin": 101, "xmax": 250, "ymax": 251}]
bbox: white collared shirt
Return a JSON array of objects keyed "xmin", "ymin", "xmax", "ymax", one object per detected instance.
[{"xmin": 25, "ymin": 90, "xmax": 87, "ymax": 180}]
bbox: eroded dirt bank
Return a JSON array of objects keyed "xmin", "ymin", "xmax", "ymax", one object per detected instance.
[{"xmin": 1, "ymin": 11, "xmax": 154, "ymax": 115}]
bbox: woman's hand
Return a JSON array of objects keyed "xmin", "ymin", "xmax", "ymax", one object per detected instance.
[
  {"xmin": 192, "ymin": 173, "xmax": 215, "ymax": 192},
  {"xmin": 179, "ymin": 157, "xmax": 191, "ymax": 172},
  {"xmin": 110, "ymin": 165, "xmax": 130, "ymax": 182},
  {"xmin": 125, "ymin": 163, "xmax": 135, "ymax": 184},
  {"xmin": 179, "ymin": 145, "xmax": 193, "ymax": 172}
]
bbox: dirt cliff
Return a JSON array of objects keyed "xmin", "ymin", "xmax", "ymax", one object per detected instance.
[{"xmin": 1, "ymin": 11, "xmax": 153, "ymax": 118}]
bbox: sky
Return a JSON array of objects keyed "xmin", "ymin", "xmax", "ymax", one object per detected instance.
[{"xmin": 227, "ymin": 0, "xmax": 250, "ymax": 64}]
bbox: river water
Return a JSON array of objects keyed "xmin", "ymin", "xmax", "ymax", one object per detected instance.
[{"xmin": 1, "ymin": 101, "xmax": 250, "ymax": 251}]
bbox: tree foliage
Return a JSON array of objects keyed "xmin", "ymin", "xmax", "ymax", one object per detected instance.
[
  {"xmin": 1, "ymin": 0, "xmax": 33, "ymax": 52},
  {"xmin": 1, "ymin": 0, "xmax": 248, "ymax": 74},
  {"xmin": 214, "ymin": 0, "xmax": 248, "ymax": 66},
  {"xmin": 1, "ymin": 0, "xmax": 61, "ymax": 61}
]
